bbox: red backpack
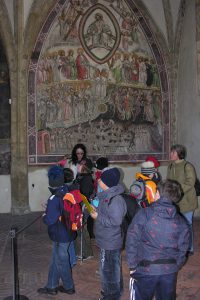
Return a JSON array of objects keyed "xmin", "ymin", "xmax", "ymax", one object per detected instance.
[{"xmin": 62, "ymin": 190, "xmax": 83, "ymax": 231}]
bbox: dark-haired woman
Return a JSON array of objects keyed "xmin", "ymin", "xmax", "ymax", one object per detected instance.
[
  {"xmin": 65, "ymin": 143, "xmax": 89, "ymax": 178},
  {"xmin": 167, "ymin": 144, "xmax": 198, "ymax": 255}
]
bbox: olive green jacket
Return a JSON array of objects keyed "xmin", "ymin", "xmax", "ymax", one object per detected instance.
[{"xmin": 167, "ymin": 160, "xmax": 198, "ymax": 213}]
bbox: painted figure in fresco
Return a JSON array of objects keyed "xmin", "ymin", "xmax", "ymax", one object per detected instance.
[
  {"xmin": 109, "ymin": 52, "xmax": 122, "ymax": 83},
  {"xmin": 138, "ymin": 56, "xmax": 147, "ymax": 86},
  {"xmin": 76, "ymin": 48, "xmax": 89, "ymax": 80},
  {"xmin": 86, "ymin": 13, "xmax": 113, "ymax": 50},
  {"xmin": 66, "ymin": 49, "xmax": 77, "ymax": 80},
  {"xmin": 130, "ymin": 54, "xmax": 139, "ymax": 82}
]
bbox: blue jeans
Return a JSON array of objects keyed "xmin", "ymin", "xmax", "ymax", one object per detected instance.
[
  {"xmin": 182, "ymin": 211, "xmax": 194, "ymax": 252},
  {"xmin": 46, "ymin": 241, "xmax": 74, "ymax": 290},
  {"xmin": 99, "ymin": 248, "xmax": 123, "ymax": 300},
  {"xmin": 129, "ymin": 272, "xmax": 177, "ymax": 300}
]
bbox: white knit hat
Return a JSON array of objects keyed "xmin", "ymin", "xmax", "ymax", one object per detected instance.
[{"xmin": 141, "ymin": 161, "xmax": 155, "ymax": 176}]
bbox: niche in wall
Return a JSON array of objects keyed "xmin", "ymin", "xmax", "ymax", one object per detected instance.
[
  {"xmin": 0, "ymin": 37, "xmax": 11, "ymax": 174},
  {"xmin": 28, "ymin": 0, "xmax": 170, "ymax": 164}
]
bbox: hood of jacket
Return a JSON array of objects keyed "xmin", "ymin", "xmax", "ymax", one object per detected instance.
[
  {"xmin": 152, "ymin": 196, "xmax": 177, "ymax": 218},
  {"xmin": 97, "ymin": 184, "xmax": 125, "ymax": 201}
]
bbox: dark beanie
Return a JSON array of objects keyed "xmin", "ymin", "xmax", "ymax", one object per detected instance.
[
  {"xmin": 101, "ymin": 167, "xmax": 120, "ymax": 188},
  {"xmin": 96, "ymin": 157, "xmax": 108, "ymax": 170},
  {"xmin": 48, "ymin": 165, "xmax": 65, "ymax": 188}
]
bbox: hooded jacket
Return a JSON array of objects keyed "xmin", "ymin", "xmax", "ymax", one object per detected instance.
[
  {"xmin": 126, "ymin": 196, "xmax": 189, "ymax": 275},
  {"xmin": 43, "ymin": 185, "xmax": 76, "ymax": 243},
  {"xmin": 167, "ymin": 160, "xmax": 198, "ymax": 213},
  {"xmin": 94, "ymin": 184, "xmax": 127, "ymax": 250}
]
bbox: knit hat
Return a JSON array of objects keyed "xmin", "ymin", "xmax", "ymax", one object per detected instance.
[
  {"xmin": 145, "ymin": 156, "xmax": 160, "ymax": 168},
  {"xmin": 101, "ymin": 167, "xmax": 120, "ymax": 188},
  {"xmin": 141, "ymin": 161, "xmax": 155, "ymax": 176},
  {"xmin": 96, "ymin": 157, "xmax": 109, "ymax": 170},
  {"xmin": 63, "ymin": 168, "xmax": 74, "ymax": 183},
  {"xmin": 48, "ymin": 165, "xmax": 65, "ymax": 188}
]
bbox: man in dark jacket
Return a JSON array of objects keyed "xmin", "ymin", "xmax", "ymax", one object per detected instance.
[
  {"xmin": 90, "ymin": 167, "xmax": 127, "ymax": 300},
  {"xmin": 37, "ymin": 166, "xmax": 76, "ymax": 296},
  {"xmin": 126, "ymin": 179, "xmax": 190, "ymax": 300}
]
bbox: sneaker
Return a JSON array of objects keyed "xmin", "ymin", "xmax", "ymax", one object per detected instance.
[
  {"xmin": 58, "ymin": 285, "xmax": 75, "ymax": 294},
  {"xmin": 186, "ymin": 251, "xmax": 194, "ymax": 257},
  {"xmin": 37, "ymin": 287, "xmax": 57, "ymax": 295},
  {"xmin": 77, "ymin": 255, "xmax": 94, "ymax": 261},
  {"xmin": 95, "ymin": 270, "xmax": 100, "ymax": 277}
]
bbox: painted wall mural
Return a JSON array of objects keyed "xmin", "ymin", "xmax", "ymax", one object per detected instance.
[
  {"xmin": 0, "ymin": 38, "xmax": 11, "ymax": 174},
  {"xmin": 28, "ymin": 0, "xmax": 170, "ymax": 164}
]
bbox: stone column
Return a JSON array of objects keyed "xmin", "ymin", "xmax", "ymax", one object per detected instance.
[{"xmin": 11, "ymin": 0, "xmax": 30, "ymax": 214}]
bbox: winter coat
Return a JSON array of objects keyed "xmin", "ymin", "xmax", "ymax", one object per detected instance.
[
  {"xmin": 43, "ymin": 185, "xmax": 76, "ymax": 243},
  {"xmin": 167, "ymin": 160, "xmax": 198, "ymax": 213},
  {"xmin": 94, "ymin": 184, "xmax": 127, "ymax": 250},
  {"xmin": 126, "ymin": 196, "xmax": 189, "ymax": 275}
]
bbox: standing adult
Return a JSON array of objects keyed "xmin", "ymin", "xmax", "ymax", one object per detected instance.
[
  {"xmin": 167, "ymin": 144, "xmax": 198, "ymax": 255},
  {"xmin": 65, "ymin": 143, "xmax": 92, "ymax": 179}
]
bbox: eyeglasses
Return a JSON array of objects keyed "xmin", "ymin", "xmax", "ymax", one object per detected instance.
[{"xmin": 76, "ymin": 152, "xmax": 84, "ymax": 155}]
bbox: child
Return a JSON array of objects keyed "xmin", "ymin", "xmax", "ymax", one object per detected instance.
[
  {"xmin": 94, "ymin": 157, "xmax": 109, "ymax": 193},
  {"xmin": 90, "ymin": 168, "xmax": 127, "ymax": 300},
  {"xmin": 126, "ymin": 179, "xmax": 189, "ymax": 300},
  {"xmin": 130, "ymin": 161, "xmax": 157, "ymax": 207},
  {"xmin": 37, "ymin": 166, "xmax": 75, "ymax": 296},
  {"xmin": 145, "ymin": 155, "xmax": 162, "ymax": 184}
]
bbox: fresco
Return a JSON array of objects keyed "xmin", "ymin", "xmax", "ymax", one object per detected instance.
[
  {"xmin": 0, "ymin": 38, "xmax": 10, "ymax": 174},
  {"xmin": 28, "ymin": 0, "xmax": 170, "ymax": 164}
]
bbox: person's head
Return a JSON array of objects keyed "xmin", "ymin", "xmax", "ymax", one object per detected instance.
[
  {"xmin": 156, "ymin": 179, "xmax": 183, "ymax": 203},
  {"xmin": 99, "ymin": 167, "xmax": 120, "ymax": 190},
  {"xmin": 145, "ymin": 155, "xmax": 160, "ymax": 169},
  {"xmin": 80, "ymin": 159, "xmax": 93, "ymax": 174},
  {"xmin": 48, "ymin": 165, "xmax": 64, "ymax": 189},
  {"xmin": 170, "ymin": 144, "xmax": 186, "ymax": 161},
  {"xmin": 63, "ymin": 168, "xmax": 74, "ymax": 183},
  {"xmin": 95, "ymin": 157, "xmax": 109, "ymax": 171},
  {"xmin": 141, "ymin": 161, "xmax": 155, "ymax": 179},
  {"xmin": 170, "ymin": 144, "xmax": 187, "ymax": 161},
  {"xmin": 71, "ymin": 143, "xmax": 87, "ymax": 164}
]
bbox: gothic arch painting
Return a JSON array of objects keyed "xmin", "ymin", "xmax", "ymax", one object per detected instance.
[{"xmin": 28, "ymin": 0, "xmax": 170, "ymax": 164}]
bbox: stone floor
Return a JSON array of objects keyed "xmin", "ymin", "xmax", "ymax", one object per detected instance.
[{"xmin": 0, "ymin": 213, "xmax": 199, "ymax": 300}]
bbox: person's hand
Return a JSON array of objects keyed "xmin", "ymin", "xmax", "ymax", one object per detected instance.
[
  {"xmin": 41, "ymin": 202, "xmax": 47, "ymax": 210},
  {"xmin": 90, "ymin": 207, "xmax": 98, "ymax": 219}
]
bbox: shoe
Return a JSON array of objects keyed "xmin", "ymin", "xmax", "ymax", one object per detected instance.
[
  {"xmin": 95, "ymin": 269, "xmax": 100, "ymax": 276},
  {"xmin": 58, "ymin": 285, "xmax": 75, "ymax": 294},
  {"xmin": 186, "ymin": 251, "xmax": 194, "ymax": 257},
  {"xmin": 77, "ymin": 255, "xmax": 94, "ymax": 261},
  {"xmin": 37, "ymin": 287, "xmax": 57, "ymax": 295}
]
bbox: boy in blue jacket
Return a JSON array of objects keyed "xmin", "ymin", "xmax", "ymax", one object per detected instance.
[
  {"xmin": 37, "ymin": 166, "xmax": 76, "ymax": 296},
  {"xmin": 126, "ymin": 179, "xmax": 190, "ymax": 300}
]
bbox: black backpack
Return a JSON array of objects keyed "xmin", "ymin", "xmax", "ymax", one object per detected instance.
[
  {"xmin": 109, "ymin": 193, "xmax": 140, "ymax": 248},
  {"xmin": 184, "ymin": 163, "xmax": 200, "ymax": 196}
]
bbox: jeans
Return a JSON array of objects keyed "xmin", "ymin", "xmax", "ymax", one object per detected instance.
[
  {"xmin": 99, "ymin": 248, "xmax": 123, "ymax": 300},
  {"xmin": 129, "ymin": 272, "xmax": 177, "ymax": 300},
  {"xmin": 182, "ymin": 211, "xmax": 194, "ymax": 252},
  {"xmin": 46, "ymin": 241, "xmax": 74, "ymax": 290}
]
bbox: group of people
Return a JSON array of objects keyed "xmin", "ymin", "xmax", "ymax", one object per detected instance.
[{"xmin": 37, "ymin": 143, "xmax": 198, "ymax": 300}]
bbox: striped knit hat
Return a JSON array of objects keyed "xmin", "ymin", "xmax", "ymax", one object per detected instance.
[{"xmin": 141, "ymin": 161, "xmax": 155, "ymax": 176}]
